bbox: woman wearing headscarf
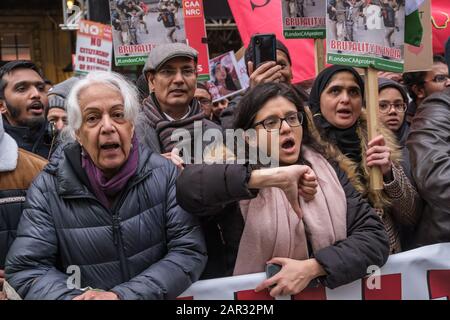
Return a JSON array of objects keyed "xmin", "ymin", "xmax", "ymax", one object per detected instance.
[
  {"xmin": 308, "ymin": 65, "xmax": 421, "ymax": 254},
  {"xmin": 5, "ymin": 71, "xmax": 206, "ymax": 300},
  {"xmin": 176, "ymin": 82, "xmax": 389, "ymax": 296}
]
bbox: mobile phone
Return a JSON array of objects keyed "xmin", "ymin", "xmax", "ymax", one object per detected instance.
[
  {"xmin": 250, "ymin": 33, "xmax": 277, "ymax": 69},
  {"xmin": 265, "ymin": 263, "xmax": 282, "ymax": 279}
]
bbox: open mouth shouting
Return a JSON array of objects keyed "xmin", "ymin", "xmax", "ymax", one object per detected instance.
[
  {"xmin": 28, "ymin": 101, "xmax": 44, "ymax": 115},
  {"xmin": 280, "ymin": 137, "xmax": 296, "ymax": 155}
]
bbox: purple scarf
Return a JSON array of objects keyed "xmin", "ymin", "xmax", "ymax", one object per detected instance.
[{"xmin": 82, "ymin": 135, "xmax": 139, "ymax": 208}]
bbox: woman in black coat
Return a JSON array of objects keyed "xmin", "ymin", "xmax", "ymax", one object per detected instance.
[
  {"xmin": 5, "ymin": 71, "xmax": 207, "ymax": 300},
  {"xmin": 176, "ymin": 82, "xmax": 389, "ymax": 297}
]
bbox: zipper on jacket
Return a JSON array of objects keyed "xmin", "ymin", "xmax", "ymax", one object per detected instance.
[
  {"xmin": 112, "ymin": 213, "xmax": 130, "ymax": 282},
  {"xmin": 217, "ymin": 223, "xmax": 226, "ymax": 245}
]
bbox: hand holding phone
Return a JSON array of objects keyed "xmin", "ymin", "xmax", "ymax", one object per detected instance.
[
  {"xmin": 265, "ymin": 263, "xmax": 282, "ymax": 279},
  {"xmin": 251, "ymin": 34, "xmax": 277, "ymax": 69}
]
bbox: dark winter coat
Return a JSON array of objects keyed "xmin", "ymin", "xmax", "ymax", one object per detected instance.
[
  {"xmin": 2, "ymin": 118, "xmax": 54, "ymax": 159},
  {"xmin": 5, "ymin": 142, "xmax": 207, "ymax": 300},
  {"xmin": 176, "ymin": 162, "xmax": 390, "ymax": 288},
  {"xmin": 0, "ymin": 149, "xmax": 47, "ymax": 269},
  {"xmin": 407, "ymin": 88, "xmax": 450, "ymax": 247}
]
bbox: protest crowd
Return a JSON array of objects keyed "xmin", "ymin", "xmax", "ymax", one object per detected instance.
[{"xmin": 0, "ymin": 0, "xmax": 449, "ymax": 300}]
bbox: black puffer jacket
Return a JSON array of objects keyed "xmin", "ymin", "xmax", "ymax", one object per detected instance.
[
  {"xmin": 176, "ymin": 162, "xmax": 390, "ymax": 288},
  {"xmin": 2, "ymin": 118, "xmax": 53, "ymax": 159},
  {"xmin": 407, "ymin": 88, "xmax": 450, "ymax": 247},
  {"xmin": 5, "ymin": 142, "xmax": 207, "ymax": 300}
]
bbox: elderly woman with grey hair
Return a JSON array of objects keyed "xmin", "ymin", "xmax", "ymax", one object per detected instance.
[{"xmin": 5, "ymin": 71, "xmax": 207, "ymax": 300}]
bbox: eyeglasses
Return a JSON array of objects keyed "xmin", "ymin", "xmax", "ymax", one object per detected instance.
[
  {"xmin": 378, "ymin": 102, "xmax": 407, "ymax": 113},
  {"xmin": 425, "ymin": 74, "xmax": 450, "ymax": 83},
  {"xmin": 253, "ymin": 111, "xmax": 303, "ymax": 131},
  {"xmin": 157, "ymin": 67, "xmax": 196, "ymax": 79},
  {"xmin": 198, "ymin": 98, "xmax": 212, "ymax": 106}
]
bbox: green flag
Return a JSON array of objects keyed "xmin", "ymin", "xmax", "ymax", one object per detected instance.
[{"xmin": 405, "ymin": 10, "xmax": 423, "ymax": 47}]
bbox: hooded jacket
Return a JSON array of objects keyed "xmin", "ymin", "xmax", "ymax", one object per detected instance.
[
  {"xmin": 308, "ymin": 65, "xmax": 421, "ymax": 253},
  {"xmin": 0, "ymin": 116, "xmax": 47, "ymax": 269}
]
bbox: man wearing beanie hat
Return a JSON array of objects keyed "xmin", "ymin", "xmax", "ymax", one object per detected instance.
[
  {"xmin": 47, "ymin": 77, "xmax": 80, "ymax": 132},
  {"xmin": 0, "ymin": 116, "xmax": 47, "ymax": 299},
  {"xmin": 136, "ymin": 42, "xmax": 222, "ymax": 166}
]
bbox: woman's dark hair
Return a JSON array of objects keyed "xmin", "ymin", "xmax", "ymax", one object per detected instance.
[
  {"xmin": 233, "ymin": 82, "xmax": 325, "ymax": 162},
  {"xmin": 212, "ymin": 62, "xmax": 238, "ymax": 91}
]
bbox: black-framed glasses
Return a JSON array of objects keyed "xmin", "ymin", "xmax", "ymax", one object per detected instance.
[
  {"xmin": 253, "ymin": 111, "xmax": 303, "ymax": 131},
  {"xmin": 378, "ymin": 102, "xmax": 407, "ymax": 113},
  {"xmin": 425, "ymin": 74, "xmax": 450, "ymax": 83}
]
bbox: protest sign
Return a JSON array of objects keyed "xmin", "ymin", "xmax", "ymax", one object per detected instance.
[
  {"xmin": 109, "ymin": 0, "xmax": 209, "ymax": 80},
  {"xmin": 326, "ymin": 0, "xmax": 405, "ymax": 73},
  {"xmin": 179, "ymin": 243, "xmax": 450, "ymax": 300},
  {"xmin": 207, "ymin": 51, "xmax": 246, "ymax": 102},
  {"xmin": 282, "ymin": 0, "xmax": 326, "ymax": 39},
  {"xmin": 74, "ymin": 20, "xmax": 113, "ymax": 75},
  {"xmin": 404, "ymin": 0, "xmax": 433, "ymax": 72}
]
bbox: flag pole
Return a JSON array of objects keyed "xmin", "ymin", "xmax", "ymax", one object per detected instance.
[
  {"xmin": 365, "ymin": 66, "xmax": 383, "ymax": 191},
  {"xmin": 314, "ymin": 38, "xmax": 325, "ymax": 74}
]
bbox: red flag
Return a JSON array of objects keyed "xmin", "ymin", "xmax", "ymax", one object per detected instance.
[
  {"xmin": 227, "ymin": 0, "xmax": 316, "ymax": 83},
  {"xmin": 432, "ymin": 0, "xmax": 450, "ymax": 54}
]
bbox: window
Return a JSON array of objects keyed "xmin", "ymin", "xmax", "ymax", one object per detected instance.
[{"xmin": 0, "ymin": 33, "xmax": 31, "ymax": 62}]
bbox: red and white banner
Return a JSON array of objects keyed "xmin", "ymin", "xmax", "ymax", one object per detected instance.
[
  {"xmin": 179, "ymin": 243, "xmax": 450, "ymax": 300},
  {"xmin": 74, "ymin": 20, "xmax": 113, "ymax": 74}
]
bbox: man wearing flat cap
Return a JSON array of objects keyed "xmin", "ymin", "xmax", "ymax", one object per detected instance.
[{"xmin": 136, "ymin": 42, "xmax": 222, "ymax": 167}]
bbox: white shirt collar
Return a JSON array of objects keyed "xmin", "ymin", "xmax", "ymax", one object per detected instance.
[{"xmin": 163, "ymin": 105, "xmax": 191, "ymax": 121}]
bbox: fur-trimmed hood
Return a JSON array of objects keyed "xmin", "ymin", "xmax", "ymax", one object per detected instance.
[
  {"xmin": 305, "ymin": 107, "xmax": 402, "ymax": 209},
  {"xmin": 0, "ymin": 116, "xmax": 18, "ymax": 172}
]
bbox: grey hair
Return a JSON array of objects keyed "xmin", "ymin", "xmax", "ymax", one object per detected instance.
[{"xmin": 64, "ymin": 71, "xmax": 140, "ymax": 141}]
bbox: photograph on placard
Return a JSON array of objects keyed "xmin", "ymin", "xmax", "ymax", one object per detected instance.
[
  {"xmin": 207, "ymin": 51, "xmax": 246, "ymax": 102},
  {"xmin": 326, "ymin": 0, "xmax": 405, "ymax": 72},
  {"xmin": 109, "ymin": 0, "xmax": 186, "ymax": 66},
  {"xmin": 282, "ymin": 0, "xmax": 326, "ymax": 38}
]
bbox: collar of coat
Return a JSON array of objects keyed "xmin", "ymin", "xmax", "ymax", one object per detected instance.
[
  {"xmin": 305, "ymin": 107, "xmax": 401, "ymax": 209},
  {"xmin": 45, "ymin": 142, "xmax": 155, "ymax": 198},
  {"xmin": 0, "ymin": 132, "xmax": 18, "ymax": 172}
]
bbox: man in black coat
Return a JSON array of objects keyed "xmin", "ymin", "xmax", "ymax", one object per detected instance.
[{"xmin": 0, "ymin": 60, "xmax": 54, "ymax": 159}]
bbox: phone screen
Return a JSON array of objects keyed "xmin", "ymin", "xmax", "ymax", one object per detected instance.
[{"xmin": 251, "ymin": 34, "xmax": 276, "ymax": 68}]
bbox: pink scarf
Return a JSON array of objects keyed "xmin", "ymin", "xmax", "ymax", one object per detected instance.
[{"xmin": 233, "ymin": 146, "xmax": 347, "ymax": 276}]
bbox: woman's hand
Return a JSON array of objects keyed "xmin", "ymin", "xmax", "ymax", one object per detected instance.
[
  {"xmin": 73, "ymin": 290, "xmax": 119, "ymax": 300},
  {"xmin": 0, "ymin": 269, "xmax": 5, "ymax": 300},
  {"xmin": 161, "ymin": 148, "xmax": 185, "ymax": 170},
  {"xmin": 247, "ymin": 61, "xmax": 283, "ymax": 88},
  {"xmin": 255, "ymin": 258, "xmax": 326, "ymax": 297},
  {"xmin": 298, "ymin": 170, "xmax": 318, "ymax": 202},
  {"xmin": 366, "ymin": 134, "xmax": 392, "ymax": 178},
  {"xmin": 249, "ymin": 165, "xmax": 317, "ymax": 218}
]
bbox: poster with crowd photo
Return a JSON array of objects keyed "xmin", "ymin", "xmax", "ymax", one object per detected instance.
[
  {"xmin": 282, "ymin": 0, "xmax": 326, "ymax": 38},
  {"xmin": 206, "ymin": 51, "xmax": 246, "ymax": 102},
  {"xmin": 109, "ymin": 0, "xmax": 210, "ymax": 80},
  {"xmin": 326, "ymin": 0, "xmax": 405, "ymax": 72},
  {"xmin": 74, "ymin": 20, "xmax": 113, "ymax": 75}
]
